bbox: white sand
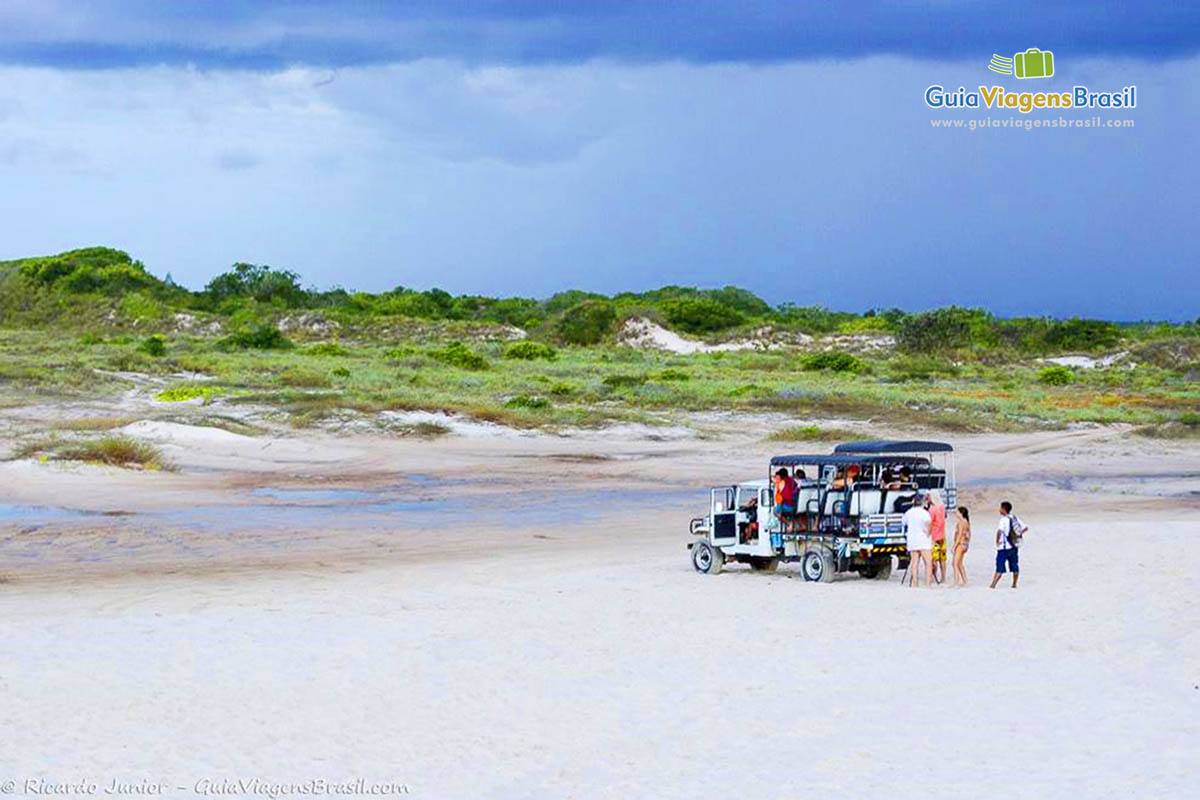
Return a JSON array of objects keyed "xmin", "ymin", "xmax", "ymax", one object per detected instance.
[{"xmin": 2, "ymin": 423, "xmax": 1197, "ymax": 798}]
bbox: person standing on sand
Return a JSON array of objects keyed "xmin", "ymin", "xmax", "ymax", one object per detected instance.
[
  {"xmin": 990, "ymin": 501, "xmax": 1028, "ymax": 589},
  {"xmin": 951, "ymin": 506, "xmax": 971, "ymax": 587},
  {"xmin": 902, "ymin": 491, "xmax": 933, "ymax": 587},
  {"xmin": 927, "ymin": 490, "xmax": 947, "ymax": 584}
]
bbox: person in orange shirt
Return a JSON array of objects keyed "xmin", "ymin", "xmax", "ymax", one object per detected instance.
[{"xmin": 927, "ymin": 490, "xmax": 948, "ymax": 584}]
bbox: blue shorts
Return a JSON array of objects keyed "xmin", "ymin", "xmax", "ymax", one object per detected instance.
[
  {"xmin": 995, "ymin": 548, "xmax": 1019, "ymax": 574},
  {"xmin": 774, "ymin": 503, "xmax": 796, "ymax": 516}
]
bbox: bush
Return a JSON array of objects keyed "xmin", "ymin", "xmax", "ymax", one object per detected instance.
[
  {"xmin": 655, "ymin": 368, "xmax": 690, "ymax": 381},
  {"xmin": 557, "ymin": 300, "xmax": 616, "ymax": 345},
  {"xmin": 549, "ymin": 382, "xmax": 576, "ymax": 396},
  {"xmin": 428, "ymin": 342, "xmax": 488, "ymax": 370},
  {"xmin": 1044, "ymin": 318, "xmax": 1121, "ymax": 352},
  {"xmin": 136, "ymin": 335, "xmax": 167, "ymax": 357},
  {"xmin": 661, "ymin": 298, "xmax": 744, "ymax": 334},
  {"xmin": 765, "ymin": 425, "xmax": 860, "ymax": 442},
  {"xmin": 504, "ymin": 394, "xmax": 550, "ymax": 409},
  {"xmin": 1037, "ymin": 365, "xmax": 1074, "ymax": 386},
  {"xmin": 800, "ymin": 351, "xmax": 865, "ymax": 373},
  {"xmin": 504, "ymin": 341, "xmax": 558, "ymax": 361},
  {"xmin": 217, "ymin": 324, "xmax": 293, "ymax": 351},
  {"xmin": 331, "ymin": 366, "xmax": 351, "ymax": 378},
  {"xmin": 897, "ymin": 307, "xmax": 979, "ymax": 353}
]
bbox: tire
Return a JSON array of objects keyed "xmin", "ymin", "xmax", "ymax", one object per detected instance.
[
  {"xmin": 750, "ymin": 557, "xmax": 779, "ymax": 573},
  {"xmin": 691, "ymin": 541, "xmax": 724, "ymax": 575},
  {"xmin": 801, "ymin": 546, "xmax": 835, "ymax": 583},
  {"xmin": 860, "ymin": 558, "xmax": 893, "ymax": 581}
]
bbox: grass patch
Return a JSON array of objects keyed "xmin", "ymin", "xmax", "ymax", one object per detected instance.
[
  {"xmin": 765, "ymin": 425, "xmax": 862, "ymax": 443},
  {"xmin": 155, "ymin": 384, "xmax": 225, "ymax": 402},
  {"xmin": 54, "ymin": 415, "xmax": 137, "ymax": 431},
  {"xmin": 16, "ymin": 435, "xmax": 170, "ymax": 469},
  {"xmin": 800, "ymin": 351, "xmax": 865, "ymax": 373},
  {"xmin": 305, "ymin": 342, "xmax": 352, "ymax": 357}
]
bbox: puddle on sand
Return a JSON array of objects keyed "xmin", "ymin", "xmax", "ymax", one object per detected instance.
[
  {"xmin": 1, "ymin": 485, "xmax": 698, "ymax": 533},
  {"xmin": 0, "ymin": 504, "xmax": 97, "ymax": 523}
]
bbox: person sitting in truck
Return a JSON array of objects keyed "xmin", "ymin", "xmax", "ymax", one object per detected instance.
[
  {"xmin": 738, "ymin": 496, "xmax": 759, "ymax": 543},
  {"xmin": 773, "ymin": 468, "xmax": 798, "ymax": 518},
  {"xmin": 831, "ymin": 464, "xmax": 860, "ymax": 490},
  {"xmin": 882, "ymin": 468, "xmax": 902, "ymax": 489}
]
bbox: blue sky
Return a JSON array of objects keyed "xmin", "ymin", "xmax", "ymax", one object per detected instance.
[{"xmin": 1, "ymin": 2, "xmax": 1197, "ymax": 319}]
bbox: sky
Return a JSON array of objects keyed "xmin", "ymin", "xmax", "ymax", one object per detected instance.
[{"xmin": 0, "ymin": 2, "xmax": 1197, "ymax": 320}]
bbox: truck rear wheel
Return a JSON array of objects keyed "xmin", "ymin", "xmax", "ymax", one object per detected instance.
[
  {"xmin": 860, "ymin": 558, "xmax": 893, "ymax": 580},
  {"xmin": 691, "ymin": 541, "xmax": 724, "ymax": 575},
  {"xmin": 801, "ymin": 547, "xmax": 835, "ymax": 583},
  {"xmin": 750, "ymin": 557, "xmax": 779, "ymax": 573}
]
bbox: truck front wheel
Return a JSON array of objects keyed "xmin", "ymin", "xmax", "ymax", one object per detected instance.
[
  {"xmin": 691, "ymin": 541, "xmax": 724, "ymax": 575},
  {"xmin": 801, "ymin": 547, "xmax": 835, "ymax": 583}
]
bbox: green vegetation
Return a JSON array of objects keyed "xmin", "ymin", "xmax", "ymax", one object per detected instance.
[
  {"xmin": 800, "ymin": 351, "xmax": 865, "ymax": 373},
  {"xmin": 155, "ymin": 384, "xmax": 225, "ymax": 402},
  {"xmin": 0, "ymin": 247, "xmax": 1195, "ymax": 436},
  {"xmin": 137, "ymin": 334, "xmax": 167, "ymax": 357},
  {"xmin": 1037, "ymin": 366, "xmax": 1075, "ymax": 386},
  {"xmin": 504, "ymin": 341, "xmax": 557, "ymax": 361},
  {"xmin": 428, "ymin": 341, "xmax": 488, "ymax": 370},
  {"xmin": 765, "ymin": 425, "xmax": 862, "ymax": 442},
  {"xmin": 16, "ymin": 434, "xmax": 169, "ymax": 469},
  {"xmin": 217, "ymin": 324, "xmax": 293, "ymax": 351}
]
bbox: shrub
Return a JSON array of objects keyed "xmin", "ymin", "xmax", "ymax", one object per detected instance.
[
  {"xmin": 305, "ymin": 342, "xmax": 352, "ymax": 357},
  {"xmin": 383, "ymin": 346, "xmax": 417, "ymax": 359},
  {"xmin": 504, "ymin": 394, "xmax": 550, "ymax": 409},
  {"xmin": 557, "ymin": 300, "xmax": 616, "ymax": 345},
  {"xmin": 549, "ymin": 382, "xmax": 576, "ymax": 396},
  {"xmin": 136, "ymin": 335, "xmax": 167, "ymax": 357},
  {"xmin": 504, "ymin": 341, "xmax": 558, "ymax": 361},
  {"xmin": 1038, "ymin": 365, "xmax": 1074, "ymax": 386},
  {"xmin": 896, "ymin": 307, "xmax": 979, "ymax": 353},
  {"xmin": 800, "ymin": 351, "xmax": 864, "ymax": 373},
  {"xmin": 655, "ymin": 368, "xmax": 690, "ymax": 381},
  {"xmin": 1044, "ymin": 318, "xmax": 1121, "ymax": 352},
  {"xmin": 661, "ymin": 298, "xmax": 744, "ymax": 334},
  {"xmin": 217, "ymin": 324, "xmax": 293, "ymax": 351},
  {"xmin": 78, "ymin": 334, "xmax": 105, "ymax": 346},
  {"xmin": 120, "ymin": 292, "xmax": 168, "ymax": 322},
  {"xmin": 331, "ymin": 366, "xmax": 351, "ymax": 378},
  {"xmin": 428, "ymin": 342, "xmax": 488, "ymax": 370}
]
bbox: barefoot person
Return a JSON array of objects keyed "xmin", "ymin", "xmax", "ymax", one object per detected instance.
[
  {"xmin": 951, "ymin": 506, "xmax": 971, "ymax": 586},
  {"xmin": 927, "ymin": 490, "xmax": 947, "ymax": 584},
  {"xmin": 989, "ymin": 501, "xmax": 1028, "ymax": 589},
  {"xmin": 902, "ymin": 491, "xmax": 933, "ymax": 587}
]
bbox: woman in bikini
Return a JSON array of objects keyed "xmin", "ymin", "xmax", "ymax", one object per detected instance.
[{"xmin": 951, "ymin": 506, "xmax": 971, "ymax": 587}]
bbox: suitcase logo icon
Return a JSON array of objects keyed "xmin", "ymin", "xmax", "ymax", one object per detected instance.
[{"xmin": 988, "ymin": 48, "xmax": 1055, "ymax": 79}]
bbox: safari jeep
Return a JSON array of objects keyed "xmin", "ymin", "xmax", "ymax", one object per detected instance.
[{"xmin": 688, "ymin": 441, "xmax": 956, "ymax": 582}]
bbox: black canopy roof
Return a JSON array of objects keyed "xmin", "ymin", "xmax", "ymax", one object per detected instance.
[
  {"xmin": 770, "ymin": 454, "xmax": 931, "ymax": 468},
  {"xmin": 833, "ymin": 440, "xmax": 954, "ymax": 454}
]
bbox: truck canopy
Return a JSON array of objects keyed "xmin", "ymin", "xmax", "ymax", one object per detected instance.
[
  {"xmin": 769, "ymin": 454, "xmax": 930, "ymax": 469},
  {"xmin": 832, "ymin": 440, "xmax": 954, "ymax": 454}
]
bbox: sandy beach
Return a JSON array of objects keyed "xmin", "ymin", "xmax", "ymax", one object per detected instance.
[{"xmin": 2, "ymin": 411, "xmax": 1198, "ymax": 799}]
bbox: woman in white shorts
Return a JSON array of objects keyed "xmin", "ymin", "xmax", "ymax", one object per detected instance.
[{"xmin": 902, "ymin": 492, "xmax": 934, "ymax": 587}]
